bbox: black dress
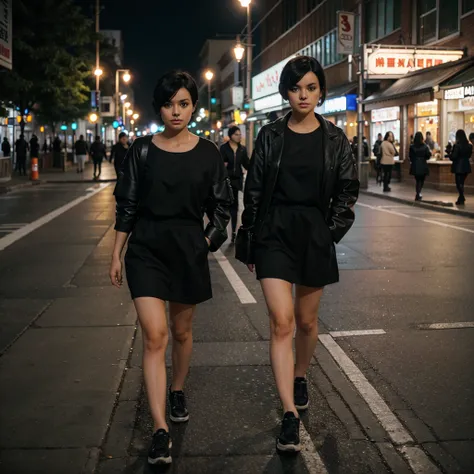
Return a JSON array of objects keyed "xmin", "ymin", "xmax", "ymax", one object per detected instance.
[
  {"xmin": 124, "ymin": 138, "xmax": 227, "ymax": 304},
  {"xmin": 255, "ymin": 127, "xmax": 339, "ymax": 288}
]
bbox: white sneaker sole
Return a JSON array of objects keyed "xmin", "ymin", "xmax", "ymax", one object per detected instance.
[
  {"xmin": 148, "ymin": 441, "xmax": 173, "ymax": 465},
  {"xmin": 276, "ymin": 440, "xmax": 302, "ymax": 453},
  {"xmin": 295, "ymin": 401, "xmax": 309, "ymax": 411},
  {"xmin": 170, "ymin": 413, "xmax": 189, "ymax": 423}
]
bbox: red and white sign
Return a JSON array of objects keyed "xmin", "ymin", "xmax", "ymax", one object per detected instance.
[
  {"xmin": 337, "ymin": 11, "xmax": 355, "ymax": 55},
  {"xmin": 365, "ymin": 47, "xmax": 463, "ymax": 78},
  {"xmin": 0, "ymin": 0, "xmax": 12, "ymax": 70},
  {"xmin": 252, "ymin": 55, "xmax": 295, "ymax": 101}
]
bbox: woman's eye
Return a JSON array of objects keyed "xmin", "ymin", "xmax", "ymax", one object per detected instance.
[
  {"xmin": 290, "ymin": 87, "xmax": 299, "ymax": 93},
  {"xmin": 308, "ymin": 86, "xmax": 316, "ymax": 92},
  {"xmin": 163, "ymin": 103, "xmax": 172, "ymax": 108},
  {"xmin": 180, "ymin": 102, "xmax": 189, "ymax": 108}
]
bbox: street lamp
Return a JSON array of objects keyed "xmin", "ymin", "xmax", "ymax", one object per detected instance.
[
  {"xmin": 132, "ymin": 113, "xmax": 139, "ymax": 120},
  {"xmin": 94, "ymin": 68, "xmax": 103, "ymax": 77},
  {"xmin": 127, "ymin": 109, "xmax": 133, "ymax": 117},
  {"xmin": 233, "ymin": 36, "xmax": 245, "ymax": 63},
  {"xmin": 237, "ymin": 0, "xmax": 253, "ymax": 151},
  {"xmin": 204, "ymin": 70, "xmax": 214, "ymax": 132},
  {"xmin": 115, "ymin": 69, "xmax": 132, "ymax": 140}
]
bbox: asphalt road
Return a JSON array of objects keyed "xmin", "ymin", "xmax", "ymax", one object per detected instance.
[{"xmin": 0, "ymin": 183, "xmax": 473, "ymax": 474}]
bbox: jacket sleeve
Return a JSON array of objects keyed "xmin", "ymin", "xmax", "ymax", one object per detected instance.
[
  {"xmin": 328, "ymin": 134, "xmax": 360, "ymax": 244},
  {"xmin": 450, "ymin": 145, "xmax": 459, "ymax": 162},
  {"xmin": 113, "ymin": 140, "xmax": 141, "ymax": 234},
  {"xmin": 241, "ymin": 146, "xmax": 250, "ymax": 170},
  {"xmin": 204, "ymin": 154, "xmax": 233, "ymax": 252},
  {"xmin": 425, "ymin": 145, "xmax": 432, "ymax": 160},
  {"xmin": 409, "ymin": 145, "xmax": 415, "ymax": 162},
  {"xmin": 241, "ymin": 130, "xmax": 265, "ymax": 231}
]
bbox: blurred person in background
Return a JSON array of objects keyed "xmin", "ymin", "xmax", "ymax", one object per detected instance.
[
  {"xmin": 89, "ymin": 135, "xmax": 106, "ymax": 178},
  {"xmin": 409, "ymin": 132, "xmax": 431, "ymax": 201},
  {"xmin": 450, "ymin": 129, "xmax": 472, "ymax": 205},
  {"xmin": 110, "ymin": 132, "xmax": 130, "ymax": 177}
]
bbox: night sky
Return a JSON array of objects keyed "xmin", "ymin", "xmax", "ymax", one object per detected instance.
[{"xmin": 77, "ymin": 0, "xmax": 256, "ymax": 122}]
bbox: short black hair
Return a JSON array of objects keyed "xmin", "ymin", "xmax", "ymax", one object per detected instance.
[
  {"xmin": 79, "ymin": 134, "xmax": 84, "ymax": 140},
  {"xmin": 228, "ymin": 126, "xmax": 241, "ymax": 138},
  {"xmin": 278, "ymin": 56, "xmax": 326, "ymax": 105},
  {"xmin": 152, "ymin": 70, "xmax": 198, "ymax": 117},
  {"xmin": 118, "ymin": 132, "xmax": 127, "ymax": 139}
]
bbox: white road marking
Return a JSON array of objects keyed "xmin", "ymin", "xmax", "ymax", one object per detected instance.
[
  {"xmin": 0, "ymin": 183, "xmax": 111, "ymax": 251},
  {"xmin": 357, "ymin": 201, "xmax": 474, "ymax": 234},
  {"xmin": 400, "ymin": 446, "xmax": 442, "ymax": 474},
  {"xmin": 423, "ymin": 322, "xmax": 474, "ymax": 330},
  {"xmin": 299, "ymin": 422, "xmax": 329, "ymax": 473},
  {"xmin": 319, "ymin": 334, "xmax": 441, "ymax": 473},
  {"xmin": 330, "ymin": 329, "xmax": 386, "ymax": 338},
  {"xmin": 212, "ymin": 250, "xmax": 256, "ymax": 304}
]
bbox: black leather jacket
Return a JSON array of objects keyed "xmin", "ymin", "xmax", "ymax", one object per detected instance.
[
  {"xmin": 220, "ymin": 142, "xmax": 250, "ymax": 190},
  {"xmin": 114, "ymin": 136, "xmax": 233, "ymax": 252},
  {"xmin": 236, "ymin": 113, "xmax": 359, "ymax": 263}
]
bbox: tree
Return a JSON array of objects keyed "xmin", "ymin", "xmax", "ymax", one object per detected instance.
[{"xmin": 0, "ymin": 0, "xmax": 96, "ymax": 134}]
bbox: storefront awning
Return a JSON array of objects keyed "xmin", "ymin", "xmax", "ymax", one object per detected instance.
[
  {"xmin": 326, "ymin": 82, "xmax": 357, "ymax": 99},
  {"xmin": 441, "ymin": 65, "xmax": 474, "ymax": 88},
  {"xmin": 363, "ymin": 57, "xmax": 474, "ymax": 111}
]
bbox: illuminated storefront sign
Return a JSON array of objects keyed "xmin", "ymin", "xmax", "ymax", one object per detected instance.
[
  {"xmin": 318, "ymin": 94, "xmax": 357, "ymax": 115},
  {"xmin": 254, "ymin": 93, "xmax": 283, "ymax": 112},
  {"xmin": 365, "ymin": 47, "xmax": 463, "ymax": 78},
  {"xmin": 444, "ymin": 85, "xmax": 474, "ymax": 100},
  {"xmin": 371, "ymin": 107, "xmax": 399, "ymax": 122},
  {"xmin": 252, "ymin": 56, "xmax": 296, "ymax": 101}
]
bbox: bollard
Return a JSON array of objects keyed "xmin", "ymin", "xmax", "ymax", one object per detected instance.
[{"xmin": 31, "ymin": 157, "xmax": 39, "ymax": 181}]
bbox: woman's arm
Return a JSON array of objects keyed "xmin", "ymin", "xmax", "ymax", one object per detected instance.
[
  {"xmin": 204, "ymin": 154, "xmax": 233, "ymax": 252},
  {"xmin": 409, "ymin": 145, "xmax": 415, "ymax": 162},
  {"xmin": 328, "ymin": 134, "xmax": 360, "ymax": 244}
]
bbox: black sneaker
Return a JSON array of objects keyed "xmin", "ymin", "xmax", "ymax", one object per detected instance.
[
  {"xmin": 169, "ymin": 387, "xmax": 189, "ymax": 423},
  {"xmin": 294, "ymin": 377, "xmax": 309, "ymax": 411},
  {"xmin": 277, "ymin": 412, "xmax": 301, "ymax": 453},
  {"xmin": 148, "ymin": 429, "xmax": 172, "ymax": 465}
]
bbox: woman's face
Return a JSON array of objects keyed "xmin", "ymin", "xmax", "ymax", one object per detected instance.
[
  {"xmin": 160, "ymin": 88, "xmax": 195, "ymax": 132},
  {"xmin": 388, "ymin": 132, "xmax": 394, "ymax": 142},
  {"xmin": 287, "ymin": 71, "xmax": 322, "ymax": 115}
]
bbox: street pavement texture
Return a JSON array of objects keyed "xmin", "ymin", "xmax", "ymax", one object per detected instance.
[{"xmin": 0, "ymin": 181, "xmax": 473, "ymax": 474}]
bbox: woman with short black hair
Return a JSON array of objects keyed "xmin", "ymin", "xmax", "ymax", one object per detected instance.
[
  {"xmin": 236, "ymin": 56, "xmax": 359, "ymax": 453},
  {"xmin": 450, "ymin": 129, "xmax": 472, "ymax": 205},
  {"xmin": 409, "ymin": 131, "xmax": 431, "ymax": 201},
  {"xmin": 110, "ymin": 70, "xmax": 232, "ymax": 466}
]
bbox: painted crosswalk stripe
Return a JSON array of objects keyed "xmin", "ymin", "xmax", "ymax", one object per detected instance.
[
  {"xmin": 420, "ymin": 322, "xmax": 474, "ymax": 330},
  {"xmin": 212, "ymin": 249, "xmax": 256, "ymax": 304},
  {"xmin": 330, "ymin": 329, "xmax": 386, "ymax": 338}
]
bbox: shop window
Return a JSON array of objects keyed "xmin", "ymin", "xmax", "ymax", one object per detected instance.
[
  {"xmin": 418, "ymin": 0, "xmax": 460, "ymax": 43},
  {"xmin": 463, "ymin": 0, "xmax": 474, "ymax": 14},
  {"xmin": 365, "ymin": 0, "xmax": 401, "ymax": 42}
]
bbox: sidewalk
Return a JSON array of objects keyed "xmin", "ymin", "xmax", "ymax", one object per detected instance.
[
  {"xmin": 0, "ymin": 161, "xmax": 117, "ymax": 193},
  {"xmin": 361, "ymin": 180, "xmax": 474, "ymax": 218}
]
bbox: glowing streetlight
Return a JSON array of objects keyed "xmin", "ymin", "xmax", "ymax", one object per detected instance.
[
  {"xmin": 123, "ymin": 72, "xmax": 131, "ymax": 83},
  {"xmin": 204, "ymin": 70, "xmax": 214, "ymax": 132},
  {"xmin": 120, "ymin": 94, "xmax": 127, "ymax": 101},
  {"xmin": 89, "ymin": 113, "xmax": 98, "ymax": 123},
  {"xmin": 239, "ymin": 0, "xmax": 251, "ymax": 6},
  {"xmin": 127, "ymin": 109, "xmax": 133, "ymax": 116},
  {"xmin": 233, "ymin": 37, "xmax": 245, "ymax": 63},
  {"xmin": 124, "ymin": 102, "xmax": 131, "ymax": 109},
  {"xmin": 94, "ymin": 68, "xmax": 103, "ymax": 77},
  {"xmin": 131, "ymin": 120, "xmax": 135, "ymax": 125},
  {"xmin": 205, "ymin": 70, "xmax": 214, "ymax": 82},
  {"xmin": 132, "ymin": 113, "xmax": 139, "ymax": 120}
]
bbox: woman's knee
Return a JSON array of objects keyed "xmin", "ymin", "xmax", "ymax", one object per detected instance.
[
  {"xmin": 171, "ymin": 323, "xmax": 192, "ymax": 344},
  {"xmin": 143, "ymin": 330, "xmax": 169, "ymax": 353},
  {"xmin": 296, "ymin": 315, "xmax": 318, "ymax": 335},
  {"xmin": 270, "ymin": 312, "xmax": 295, "ymax": 340}
]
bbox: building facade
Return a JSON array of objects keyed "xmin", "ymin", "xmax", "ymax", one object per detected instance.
[{"xmin": 250, "ymin": 0, "xmax": 474, "ymax": 191}]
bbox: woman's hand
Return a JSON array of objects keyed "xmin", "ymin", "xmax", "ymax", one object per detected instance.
[
  {"xmin": 247, "ymin": 264, "xmax": 255, "ymax": 273},
  {"xmin": 109, "ymin": 255, "xmax": 123, "ymax": 288}
]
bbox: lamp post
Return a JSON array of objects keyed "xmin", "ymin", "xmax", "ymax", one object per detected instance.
[
  {"xmin": 204, "ymin": 70, "xmax": 214, "ymax": 132},
  {"xmin": 94, "ymin": 0, "xmax": 101, "ymax": 138},
  {"xmin": 115, "ymin": 69, "xmax": 131, "ymax": 140}
]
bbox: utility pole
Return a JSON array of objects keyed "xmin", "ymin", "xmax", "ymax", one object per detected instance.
[
  {"xmin": 95, "ymin": 0, "xmax": 100, "ymax": 138},
  {"xmin": 357, "ymin": 0, "xmax": 367, "ymax": 188},
  {"xmin": 246, "ymin": 2, "xmax": 253, "ymax": 153}
]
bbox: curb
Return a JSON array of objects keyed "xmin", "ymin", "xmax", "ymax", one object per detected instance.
[
  {"xmin": 44, "ymin": 179, "xmax": 117, "ymax": 184},
  {"xmin": 360, "ymin": 190, "xmax": 474, "ymax": 219},
  {"xmin": 0, "ymin": 180, "xmax": 43, "ymax": 194}
]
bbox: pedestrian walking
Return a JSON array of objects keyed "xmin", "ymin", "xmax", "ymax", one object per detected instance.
[
  {"xmin": 110, "ymin": 70, "xmax": 232, "ymax": 466},
  {"xmin": 110, "ymin": 132, "xmax": 130, "ymax": 177},
  {"xmin": 449, "ymin": 129, "xmax": 472, "ymax": 205},
  {"xmin": 469, "ymin": 132, "xmax": 474, "ymax": 148},
  {"xmin": 15, "ymin": 134, "xmax": 29, "ymax": 176},
  {"xmin": 89, "ymin": 135, "xmax": 106, "ymax": 178},
  {"xmin": 52, "ymin": 136, "xmax": 62, "ymax": 167},
  {"xmin": 74, "ymin": 135, "xmax": 89, "ymax": 173},
  {"xmin": 425, "ymin": 131, "xmax": 435, "ymax": 151},
  {"xmin": 235, "ymin": 56, "xmax": 359, "ymax": 454},
  {"xmin": 409, "ymin": 131, "xmax": 431, "ymax": 201},
  {"xmin": 373, "ymin": 133, "xmax": 383, "ymax": 185},
  {"xmin": 29, "ymin": 134, "xmax": 39, "ymax": 159},
  {"xmin": 219, "ymin": 126, "xmax": 250, "ymax": 242},
  {"xmin": 2, "ymin": 137, "xmax": 11, "ymax": 157},
  {"xmin": 380, "ymin": 131, "xmax": 398, "ymax": 192}
]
